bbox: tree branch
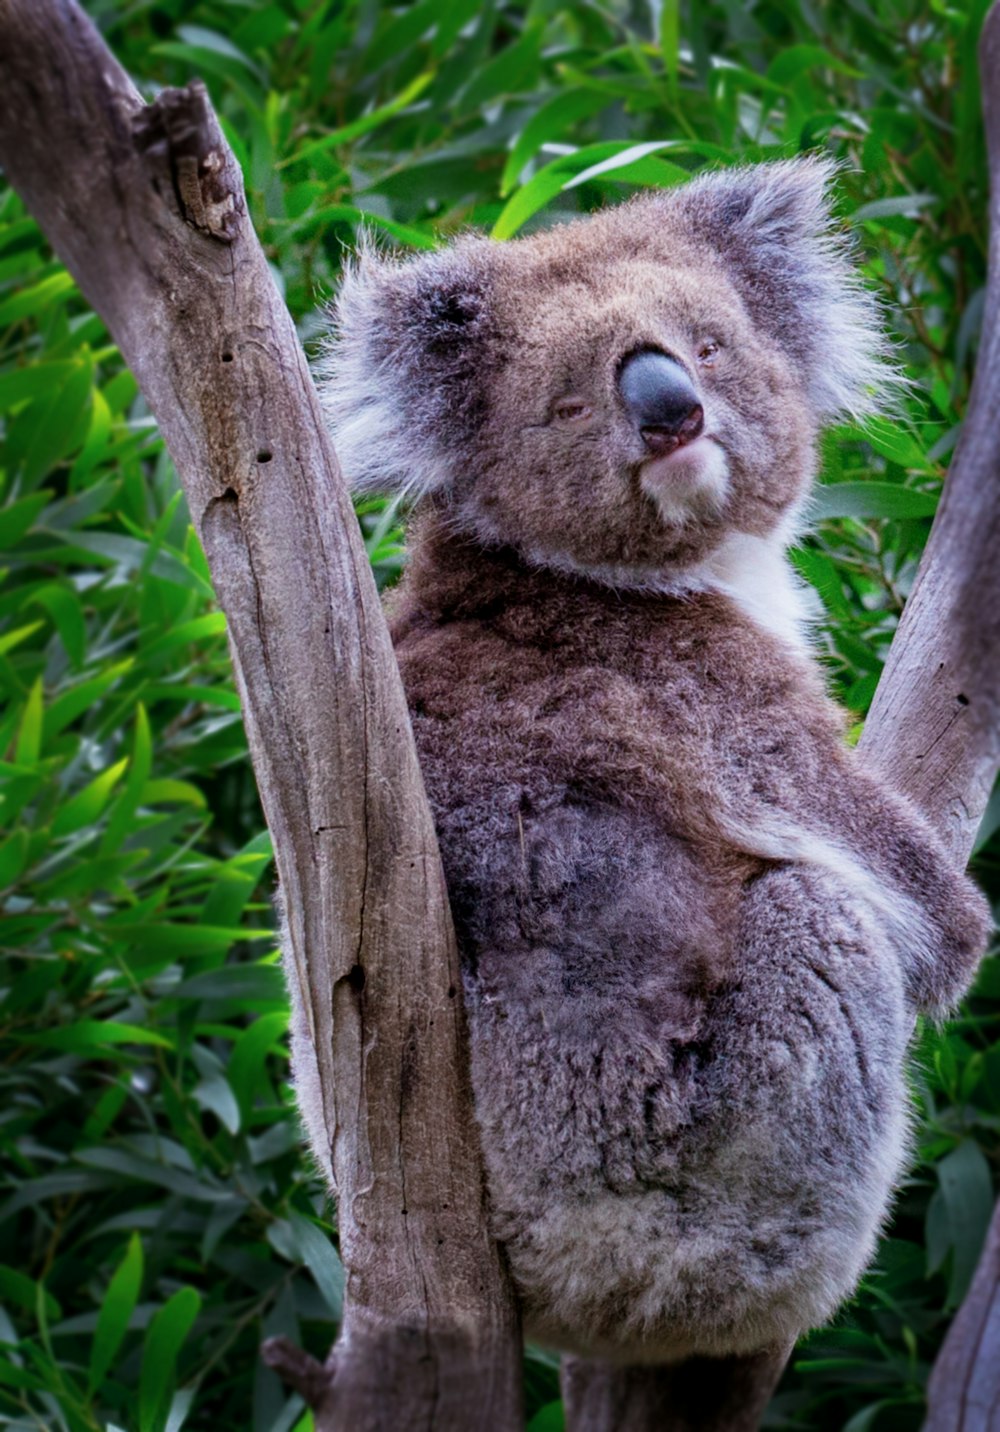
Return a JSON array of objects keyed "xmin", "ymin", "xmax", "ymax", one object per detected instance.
[
  {"xmin": 0, "ymin": 3, "xmax": 521, "ymax": 1426},
  {"xmin": 857, "ymin": 1, "xmax": 1000, "ymax": 857},
  {"xmin": 891, "ymin": 6, "xmax": 1000, "ymax": 1424},
  {"xmin": 924, "ymin": 1201, "xmax": 1000, "ymax": 1431}
]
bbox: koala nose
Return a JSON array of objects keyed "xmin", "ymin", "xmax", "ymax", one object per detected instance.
[{"xmin": 617, "ymin": 350, "xmax": 704, "ymax": 456}]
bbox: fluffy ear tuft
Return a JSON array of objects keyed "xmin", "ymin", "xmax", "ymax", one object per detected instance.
[
  {"xmin": 671, "ymin": 157, "xmax": 901, "ymax": 421},
  {"xmin": 318, "ymin": 235, "xmax": 495, "ymax": 501}
]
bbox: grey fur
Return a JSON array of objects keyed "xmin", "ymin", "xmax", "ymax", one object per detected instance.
[{"xmin": 294, "ymin": 159, "xmax": 990, "ymax": 1364}]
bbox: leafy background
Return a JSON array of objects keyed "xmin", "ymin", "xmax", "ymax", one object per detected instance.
[{"xmin": 1, "ymin": 1, "xmax": 998, "ymax": 1429}]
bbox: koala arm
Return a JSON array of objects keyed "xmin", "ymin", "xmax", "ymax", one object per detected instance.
[{"xmin": 809, "ymin": 750, "xmax": 991, "ymax": 1016}]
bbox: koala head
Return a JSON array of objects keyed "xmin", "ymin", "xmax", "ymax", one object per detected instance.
[{"xmin": 321, "ymin": 158, "xmax": 892, "ymax": 582}]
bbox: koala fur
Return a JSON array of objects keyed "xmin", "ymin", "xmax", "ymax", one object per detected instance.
[{"xmin": 294, "ymin": 159, "xmax": 990, "ymax": 1365}]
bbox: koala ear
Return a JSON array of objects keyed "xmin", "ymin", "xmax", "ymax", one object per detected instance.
[
  {"xmin": 671, "ymin": 158, "xmax": 897, "ymax": 420},
  {"xmin": 318, "ymin": 236, "xmax": 495, "ymax": 500}
]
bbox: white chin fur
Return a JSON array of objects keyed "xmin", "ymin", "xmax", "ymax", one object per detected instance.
[
  {"xmin": 640, "ymin": 437, "xmax": 730, "ymax": 527},
  {"xmin": 699, "ymin": 527, "xmax": 820, "ymax": 651},
  {"xmin": 523, "ymin": 499, "xmax": 818, "ymax": 655}
]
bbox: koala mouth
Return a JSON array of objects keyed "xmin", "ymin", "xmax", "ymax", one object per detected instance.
[
  {"xmin": 640, "ymin": 406, "xmax": 705, "ymax": 458},
  {"xmin": 640, "ymin": 435, "xmax": 730, "ymax": 526}
]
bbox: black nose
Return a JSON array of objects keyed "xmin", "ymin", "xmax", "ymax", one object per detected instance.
[{"xmin": 617, "ymin": 350, "xmax": 704, "ymax": 456}]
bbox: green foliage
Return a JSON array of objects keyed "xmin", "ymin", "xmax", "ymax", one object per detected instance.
[{"xmin": 0, "ymin": 2, "xmax": 997, "ymax": 1429}]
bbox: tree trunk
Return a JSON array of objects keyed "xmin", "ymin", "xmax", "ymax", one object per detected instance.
[
  {"xmin": 0, "ymin": 3, "xmax": 522, "ymax": 1428},
  {"xmin": 858, "ymin": 0, "xmax": 1000, "ymax": 854},
  {"xmin": 911, "ymin": 6, "xmax": 1000, "ymax": 1426}
]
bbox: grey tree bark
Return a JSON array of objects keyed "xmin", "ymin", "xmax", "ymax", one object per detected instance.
[
  {"xmin": 0, "ymin": 2, "xmax": 522, "ymax": 1428},
  {"xmin": 1, "ymin": 0, "xmax": 998, "ymax": 1428}
]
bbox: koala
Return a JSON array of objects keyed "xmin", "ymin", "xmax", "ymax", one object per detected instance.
[{"xmin": 293, "ymin": 158, "xmax": 990, "ymax": 1367}]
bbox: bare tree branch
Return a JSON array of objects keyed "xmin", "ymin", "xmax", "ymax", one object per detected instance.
[
  {"xmin": 0, "ymin": 2, "xmax": 522, "ymax": 1426},
  {"xmin": 903, "ymin": 6, "xmax": 1000, "ymax": 1424},
  {"xmin": 857, "ymin": 4, "xmax": 1000, "ymax": 858},
  {"xmin": 924, "ymin": 1201, "xmax": 1000, "ymax": 1431}
]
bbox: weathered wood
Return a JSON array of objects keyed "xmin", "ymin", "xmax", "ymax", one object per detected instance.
[
  {"xmin": 0, "ymin": 3, "xmax": 522, "ymax": 1427},
  {"xmin": 925, "ymin": 1200, "xmax": 1000, "ymax": 1432},
  {"xmin": 858, "ymin": 2, "xmax": 1000, "ymax": 857},
  {"xmin": 913, "ymin": 6, "xmax": 1000, "ymax": 1426}
]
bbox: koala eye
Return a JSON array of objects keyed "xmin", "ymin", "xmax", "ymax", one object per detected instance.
[
  {"xmin": 552, "ymin": 398, "xmax": 594, "ymax": 424},
  {"xmin": 696, "ymin": 339, "xmax": 721, "ymax": 367}
]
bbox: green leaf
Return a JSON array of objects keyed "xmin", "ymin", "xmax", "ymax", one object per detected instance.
[
  {"xmin": 43, "ymin": 661, "xmax": 134, "ymax": 739},
  {"xmin": 192, "ymin": 1072, "xmax": 241, "ymax": 1135},
  {"xmin": 280, "ymin": 72, "xmax": 434, "ymax": 168},
  {"xmin": 659, "ymin": 0, "xmax": 680, "ymax": 102},
  {"xmin": 0, "ymin": 490, "xmax": 52, "ymax": 546},
  {"xmin": 89, "ymin": 1233, "xmax": 143, "ymax": 1394},
  {"xmin": 0, "ymin": 361, "xmax": 80, "ymax": 409},
  {"xmin": 198, "ymin": 841, "xmax": 273, "ymax": 926},
  {"xmin": 852, "ymin": 193, "xmax": 938, "ymax": 222},
  {"xmin": 140, "ymin": 778, "xmax": 207, "ymax": 808},
  {"xmin": 141, "ymin": 612, "xmax": 228, "ymax": 659},
  {"xmin": 177, "ymin": 963, "xmax": 284, "ymax": 1005},
  {"xmin": 937, "ymin": 1140, "xmax": 994, "ymax": 1306},
  {"xmin": 105, "ymin": 922, "xmax": 271, "ymax": 957},
  {"xmin": 500, "ymin": 90, "xmax": 611, "ymax": 196},
  {"xmin": 288, "ymin": 1211, "xmax": 344, "ymax": 1318},
  {"xmin": 151, "ymin": 42, "xmax": 265, "ymax": 100},
  {"xmin": 0, "ymin": 1265, "xmax": 60, "ymax": 1320},
  {"xmin": 29, "ymin": 583, "xmax": 87, "ymax": 668},
  {"xmin": 813, "ymin": 482, "xmax": 939, "ymax": 521},
  {"xmin": 175, "ymin": 24, "xmax": 267, "ymax": 83},
  {"xmin": 101, "ymin": 704, "xmax": 154, "ymax": 856},
  {"xmin": 30, "ymin": 1020, "xmax": 173, "ymax": 1053},
  {"xmin": 0, "ymin": 271, "xmax": 76, "ymax": 326},
  {"xmin": 0, "ymin": 619, "xmax": 45, "ymax": 657},
  {"xmin": 527, "ymin": 1402, "xmax": 566, "ymax": 1432},
  {"xmin": 19, "ymin": 356, "xmax": 95, "ymax": 487},
  {"xmin": 51, "ymin": 758, "xmax": 128, "ymax": 837},
  {"xmin": 227, "ymin": 1011, "xmax": 289, "ymax": 1123},
  {"xmin": 64, "ymin": 531, "xmax": 211, "ymax": 594},
  {"xmin": 562, "ymin": 142, "xmax": 690, "ymax": 190},
  {"xmin": 139, "ymin": 1287, "xmax": 201, "ymax": 1432},
  {"xmin": 765, "ymin": 45, "xmax": 863, "ymax": 86},
  {"xmin": 860, "ymin": 415, "xmax": 928, "ymax": 467},
  {"xmin": 0, "ymin": 829, "xmax": 29, "ymax": 886},
  {"xmin": 71, "ymin": 385, "xmax": 114, "ymax": 481},
  {"xmin": 455, "ymin": 19, "xmax": 542, "ymax": 112},
  {"xmin": 15, "ymin": 676, "xmax": 44, "ymax": 764},
  {"xmin": 841, "ymin": 1404, "xmax": 892, "ymax": 1432},
  {"xmin": 493, "ymin": 141, "xmax": 704, "ymax": 239}
]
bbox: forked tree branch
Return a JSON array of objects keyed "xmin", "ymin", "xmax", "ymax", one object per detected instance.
[{"xmin": 0, "ymin": 2, "xmax": 521, "ymax": 1427}]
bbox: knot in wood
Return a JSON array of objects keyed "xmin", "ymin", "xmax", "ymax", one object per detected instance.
[{"xmin": 132, "ymin": 80, "xmax": 243, "ymax": 243}]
